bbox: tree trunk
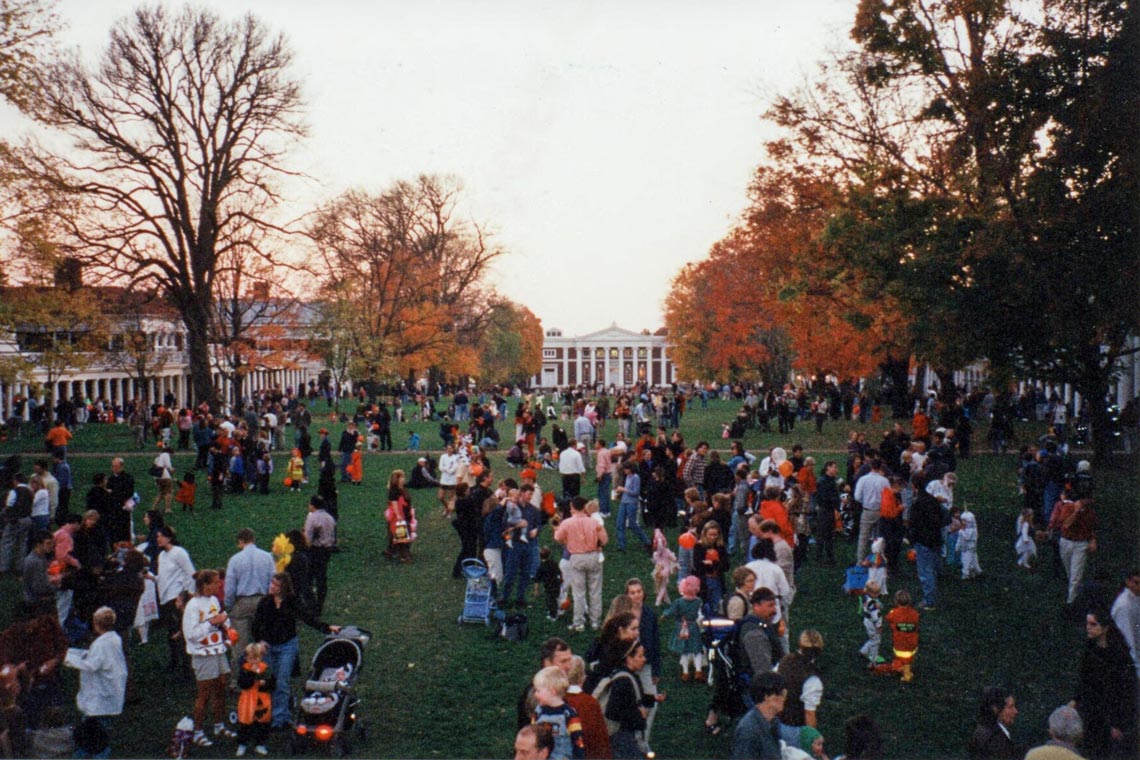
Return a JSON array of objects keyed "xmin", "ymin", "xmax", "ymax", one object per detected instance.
[
  {"xmin": 880, "ymin": 356, "xmax": 911, "ymax": 418},
  {"xmin": 185, "ymin": 302, "xmax": 217, "ymax": 411}
]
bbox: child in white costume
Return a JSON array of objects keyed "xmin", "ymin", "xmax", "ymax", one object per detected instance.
[
  {"xmin": 1014, "ymin": 507, "xmax": 1037, "ymax": 569},
  {"xmin": 863, "ymin": 537, "xmax": 888, "ymax": 596},
  {"xmin": 958, "ymin": 509, "xmax": 982, "ymax": 579},
  {"xmin": 859, "ymin": 579, "xmax": 884, "ymax": 667}
]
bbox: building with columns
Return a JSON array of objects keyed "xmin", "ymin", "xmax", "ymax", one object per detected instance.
[
  {"xmin": 532, "ymin": 323, "xmax": 675, "ymax": 389},
  {"xmin": 0, "ymin": 283, "xmax": 324, "ymax": 420}
]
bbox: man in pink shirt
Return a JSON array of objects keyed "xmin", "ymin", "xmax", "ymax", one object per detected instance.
[
  {"xmin": 595, "ymin": 440, "xmax": 613, "ymax": 517},
  {"xmin": 553, "ymin": 497, "xmax": 608, "ymax": 632}
]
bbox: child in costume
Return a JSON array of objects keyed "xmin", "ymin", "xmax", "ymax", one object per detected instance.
[
  {"xmin": 861, "ymin": 537, "xmax": 888, "ymax": 596},
  {"xmin": 945, "ymin": 506, "xmax": 962, "ymax": 566},
  {"xmin": 285, "ymin": 449, "xmax": 305, "ymax": 492},
  {"xmin": 652, "ymin": 528, "xmax": 678, "ymax": 606},
  {"xmin": 1014, "ymin": 507, "xmax": 1036, "ymax": 569},
  {"xmin": 660, "ymin": 575, "xmax": 706, "ymax": 682},
  {"xmin": 345, "ymin": 442, "xmax": 363, "ymax": 486},
  {"xmin": 859, "ymin": 579, "xmax": 883, "ymax": 668},
  {"xmin": 676, "ymin": 517, "xmax": 699, "ymax": 581},
  {"xmin": 874, "ymin": 589, "xmax": 920, "ymax": 682},
  {"xmin": 958, "ymin": 507, "xmax": 981, "ymax": 579},
  {"xmin": 175, "ymin": 472, "xmax": 196, "ymax": 513},
  {"xmin": 235, "ymin": 641, "xmax": 274, "ymax": 757}
]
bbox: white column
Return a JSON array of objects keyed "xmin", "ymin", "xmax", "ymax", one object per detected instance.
[{"xmin": 562, "ymin": 346, "xmax": 569, "ymax": 389}]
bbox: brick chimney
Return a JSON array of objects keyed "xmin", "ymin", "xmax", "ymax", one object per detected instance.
[{"xmin": 249, "ymin": 281, "xmax": 270, "ymax": 300}]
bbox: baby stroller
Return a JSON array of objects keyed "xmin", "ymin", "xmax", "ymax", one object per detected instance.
[
  {"xmin": 458, "ymin": 558, "xmax": 494, "ymax": 625},
  {"xmin": 287, "ymin": 626, "xmax": 370, "ymax": 757},
  {"xmin": 701, "ymin": 615, "xmax": 749, "ymax": 720}
]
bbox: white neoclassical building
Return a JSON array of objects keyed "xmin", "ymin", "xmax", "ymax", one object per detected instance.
[{"xmin": 532, "ymin": 323, "xmax": 676, "ymax": 389}]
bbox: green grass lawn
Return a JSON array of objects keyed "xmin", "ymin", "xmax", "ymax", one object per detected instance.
[{"xmin": 1, "ymin": 400, "xmax": 1135, "ymax": 758}]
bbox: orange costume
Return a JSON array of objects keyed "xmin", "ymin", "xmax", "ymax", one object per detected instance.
[
  {"xmin": 175, "ymin": 480, "xmax": 196, "ymax": 511},
  {"xmin": 912, "ymin": 411, "xmax": 930, "ymax": 441},
  {"xmin": 876, "ymin": 605, "xmax": 920, "ymax": 682},
  {"xmin": 347, "ymin": 449, "xmax": 363, "ymax": 484},
  {"xmin": 758, "ymin": 499, "xmax": 796, "ymax": 547},
  {"xmin": 797, "ymin": 465, "xmax": 817, "ymax": 496}
]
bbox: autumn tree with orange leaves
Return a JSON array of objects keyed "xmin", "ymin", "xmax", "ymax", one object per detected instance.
[
  {"xmin": 309, "ymin": 176, "xmax": 503, "ymax": 386},
  {"xmin": 665, "ymin": 160, "xmax": 908, "ymax": 386}
]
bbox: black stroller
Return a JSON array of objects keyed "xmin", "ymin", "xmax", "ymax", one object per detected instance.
[{"xmin": 286, "ymin": 626, "xmax": 370, "ymax": 757}]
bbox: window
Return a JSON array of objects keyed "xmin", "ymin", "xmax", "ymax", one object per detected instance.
[
  {"xmin": 637, "ymin": 348, "xmax": 647, "ymax": 359},
  {"xmin": 542, "ymin": 349, "xmax": 556, "ymax": 359},
  {"xmin": 610, "ymin": 348, "xmax": 619, "ymax": 359}
]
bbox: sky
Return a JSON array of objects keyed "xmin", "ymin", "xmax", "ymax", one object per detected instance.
[{"xmin": 5, "ymin": 0, "xmax": 859, "ymax": 336}]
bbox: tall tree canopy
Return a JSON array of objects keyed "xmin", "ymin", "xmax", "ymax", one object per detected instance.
[
  {"xmin": 309, "ymin": 175, "xmax": 502, "ymax": 385},
  {"xmin": 5, "ymin": 4, "xmax": 305, "ymax": 409},
  {"xmin": 0, "ymin": 0, "xmax": 57, "ymax": 109},
  {"xmin": 673, "ymin": 0, "xmax": 1138, "ymax": 455}
]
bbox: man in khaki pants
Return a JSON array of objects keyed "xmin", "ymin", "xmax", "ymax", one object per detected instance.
[
  {"xmin": 224, "ymin": 528, "xmax": 275, "ymax": 686},
  {"xmin": 554, "ymin": 496, "xmax": 608, "ymax": 632}
]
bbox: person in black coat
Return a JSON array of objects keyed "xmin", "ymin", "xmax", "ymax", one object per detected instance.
[
  {"xmin": 105, "ymin": 458, "xmax": 135, "ymax": 543},
  {"xmin": 967, "ymin": 686, "xmax": 1023, "ymax": 759},
  {"xmin": 1075, "ymin": 608, "xmax": 1138, "ymax": 759},
  {"xmin": 814, "ymin": 462, "xmax": 840, "ymax": 565}
]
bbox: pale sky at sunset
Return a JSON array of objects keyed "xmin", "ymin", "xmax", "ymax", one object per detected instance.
[{"xmin": 4, "ymin": 0, "xmax": 858, "ymax": 336}]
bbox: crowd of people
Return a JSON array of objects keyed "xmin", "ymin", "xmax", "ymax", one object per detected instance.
[{"xmin": 0, "ymin": 379, "xmax": 1136, "ymax": 759}]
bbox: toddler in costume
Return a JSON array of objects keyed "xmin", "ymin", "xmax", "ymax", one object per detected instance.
[
  {"xmin": 958, "ymin": 508, "xmax": 981, "ymax": 579},
  {"xmin": 945, "ymin": 506, "xmax": 962, "ymax": 566},
  {"xmin": 1014, "ymin": 507, "xmax": 1036, "ymax": 569},
  {"xmin": 873, "ymin": 590, "xmax": 920, "ymax": 682},
  {"xmin": 652, "ymin": 528, "xmax": 678, "ymax": 606},
  {"xmin": 677, "ymin": 518, "xmax": 699, "ymax": 580},
  {"xmin": 175, "ymin": 472, "xmax": 197, "ymax": 512},
  {"xmin": 859, "ymin": 579, "xmax": 884, "ymax": 668},
  {"xmin": 862, "ymin": 537, "xmax": 888, "ymax": 596},
  {"xmin": 661, "ymin": 575, "xmax": 706, "ymax": 682},
  {"xmin": 235, "ymin": 642, "xmax": 274, "ymax": 757}
]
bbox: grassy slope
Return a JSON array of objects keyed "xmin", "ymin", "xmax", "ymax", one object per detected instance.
[{"xmin": 1, "ymin": 399, "xmax": 1134, "ymax": 758}]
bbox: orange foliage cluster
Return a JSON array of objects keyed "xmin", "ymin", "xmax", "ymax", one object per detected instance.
[{"xmin": 666, "ymin": 164, "xmax": 908, "ymax": 381}]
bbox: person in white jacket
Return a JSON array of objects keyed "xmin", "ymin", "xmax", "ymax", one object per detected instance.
[{"xmin": 65, "ymin": 607, "xmax": 127, "ymax": 744}]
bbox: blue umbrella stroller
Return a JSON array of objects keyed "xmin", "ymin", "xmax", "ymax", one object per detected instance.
[{"xmin": 458, "ymin": 558, "xmax": 494, "ymax": 625}]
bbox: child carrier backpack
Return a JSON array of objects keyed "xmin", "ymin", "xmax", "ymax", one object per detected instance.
[{"xmin": 591, "ymin": 670, "xmax": 640, "ymax": 735}]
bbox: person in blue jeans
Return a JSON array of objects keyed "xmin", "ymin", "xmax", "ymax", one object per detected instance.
[
  {"xmin": 615, "ymin": 461, "xmax": 650, "ymax": 552},
  {"xmin": 251, "ymin": 573, "xmax": 339, "ymax": 728},
  {"xmin": 908, "ymin": 473, "xmax": 944, "ymax": 611}
]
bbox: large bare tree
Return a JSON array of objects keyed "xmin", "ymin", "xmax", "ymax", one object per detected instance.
[{"xmin": 7, "ymin": 4, "xmax": 305, "ymax": 408}]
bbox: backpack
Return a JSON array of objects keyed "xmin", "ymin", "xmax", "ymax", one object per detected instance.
[
  {"xmin": 591, "ymin": 669, "xmax": 639, "ymax": 736},
  {"xmin": 498, "ymin": 613, "xmax": 528, "ymax": 642}
]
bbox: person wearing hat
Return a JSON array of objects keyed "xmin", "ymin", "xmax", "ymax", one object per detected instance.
[
  {"xmin": 317, "ymin": 428, "xmax": 332, "ymax": 468},
  {"xmin": 409, "ymin": 457, "xmax": 440, "ymax": 489}
]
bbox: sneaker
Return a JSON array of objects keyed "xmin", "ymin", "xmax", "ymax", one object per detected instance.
[
  {"xmin": 546, "ymin": 614, "xmax": 558, "ymax": 622},
  {"xmin": 568, "ymin": 624, "xmax": 585, "ymax": 633},
  {"xmin": 193, "ymin": 732, "xmax": 214, "ymax": 748},
  {"xmin": 236, "ymin": 746, "xmax": 247, "ymax": 757},
  {"xmin": 214, "ymin": 724, "xmax": 237, "ymax": 739},
  {"xmin": 920, "ymin": 604, "xmax": 936, "ymax": 612},
  {"xmin": 254, "ymin": 746, "xmax": 268, "ymax": 756}
]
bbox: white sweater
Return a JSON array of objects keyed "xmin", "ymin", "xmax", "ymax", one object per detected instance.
[{"xmin": 182, "ymin": 595, "xmax": 228, "ymax": 656}]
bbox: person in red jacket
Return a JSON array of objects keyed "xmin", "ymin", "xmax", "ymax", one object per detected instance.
[{"xmin": 565, "ymin": 656, "xmax": 611, "ymax": 759}]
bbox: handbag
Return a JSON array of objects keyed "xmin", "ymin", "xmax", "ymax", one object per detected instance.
[{"xmin": 149, "ymin": 465, "xmax": 165, "ymax": 478}]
